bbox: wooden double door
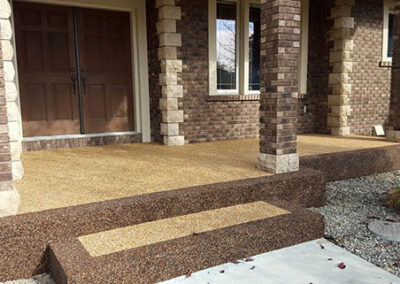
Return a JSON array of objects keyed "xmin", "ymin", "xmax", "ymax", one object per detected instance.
[{"xmin": 14, "ymin": 2, "xmax": 135, "ymax": 137}]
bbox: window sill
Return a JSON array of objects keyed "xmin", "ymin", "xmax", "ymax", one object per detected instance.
[
  {"xmin": 380, "ymin": 61, "xmax": 392, "ymax": 67},
  {"xmin": 207, "ymin": 94, "xmax": 260, "ymax": 102}
]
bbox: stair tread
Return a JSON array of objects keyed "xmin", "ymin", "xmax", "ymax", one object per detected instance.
[
  {"xmin": 79, "ymin": 201, "xmax": 290, "ymax": 257},
  {"xmin": 49, "ymin": 199, "xmax": 324, "ymax": 284}
]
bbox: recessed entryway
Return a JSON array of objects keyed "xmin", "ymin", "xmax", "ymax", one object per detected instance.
[{"xmin": 14, "ymin": 1, "xmax": 135, "ymax": 137}]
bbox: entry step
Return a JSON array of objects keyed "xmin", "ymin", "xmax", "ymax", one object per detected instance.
[{"xmin": 49, "ymin": 200, "xmax": 324, "ymax": 283}]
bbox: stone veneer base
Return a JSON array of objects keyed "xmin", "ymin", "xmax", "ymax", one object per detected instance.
[
  {"xmin": 257, "ymin": 153, "xmax": 299, "ymax": 174},
  {"xmin": 0, "ymin": 186, "xmax": 19, "ymax": 217}
]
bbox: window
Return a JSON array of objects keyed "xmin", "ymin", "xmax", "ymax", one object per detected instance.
[
  {"xmin": 209, "ymin": 0, "xmax": 261, "ymax": 95},
  {"xmin": 388, "ymin": 13, "xmax": 394, "ymax": 58},
  {"xmin": 383, "ymin": 0, "xmax": 396, "ymax": 61},
  {"xmin": 217, "ymin": 2, "xmax": 238, "ymax": 90},
  {"xmin": 209, "ymin": 0, "xmax": 309, "ymax": 96},
  {"xmin": 249, "ymin": 5, "xmax": 261, "ymax": 91}
]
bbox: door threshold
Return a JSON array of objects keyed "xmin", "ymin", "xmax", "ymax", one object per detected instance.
[
  {"xmin": 22, "ymin": 132, "xmax": 141, "ymax": 152},
  {"xmin": 23, "ymin": 131, "xmax": 138, "ymax": 142}
]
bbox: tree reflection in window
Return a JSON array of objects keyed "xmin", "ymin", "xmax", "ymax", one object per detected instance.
[{"xmin": 217, "ymin": 2, "xmax": 237, "ymax": 90}]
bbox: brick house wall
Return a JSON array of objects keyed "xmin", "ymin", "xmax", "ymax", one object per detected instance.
[
  {"xmin": 146, "ymin": 0, "xmax": 393, "ymax": 142},
  {"xmin": 147, "ymin": 0, "xmax": 163, "ymax": 143},
  {"xmin": 349, "ymin": 0, "xmax": 392, "ymax": 135},
  {"xmin": 177, "ymin": 0, "xmax": 260, "ymax": 143},
  {"xmin": 299, "ymin": 0, "xmax": 332, "ymax": 134}
]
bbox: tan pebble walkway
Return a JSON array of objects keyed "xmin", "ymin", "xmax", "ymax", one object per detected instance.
[{"xmin": 79, "ymin": 201, "xmax": 289, "ymax": 257}]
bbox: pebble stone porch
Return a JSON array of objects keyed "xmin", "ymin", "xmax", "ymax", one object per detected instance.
[{"xmin": 16, "ymin": 135, "xmax": 398, "ymax": 214}]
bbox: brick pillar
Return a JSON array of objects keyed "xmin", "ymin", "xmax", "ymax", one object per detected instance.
[
  {"xmin": 387, "ymin": 1, "xmax": 400, "ymax": 141},
  {"xmin": 0, "ymin": 0, "xmax": 20, "ymax": 217},
  {"xmin": 156, "ymin": 0, "xmax": 185, "ymax": 146},
  {"xmin": 257, "ymin": 0, "xmax": 301, "ymax": 174},
  {"xmin": 327, "ymin": 0, "xmax": 354, "ymax": 136}
]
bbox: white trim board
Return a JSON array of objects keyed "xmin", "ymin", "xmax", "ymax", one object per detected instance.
[{"xmin": 382, "ymin": 0, "xmax": 396, "ymax": 62}]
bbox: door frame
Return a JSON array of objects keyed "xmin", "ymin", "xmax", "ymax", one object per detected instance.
[{"xmin": 10, "ymin": 0, "xmax": 151, "ymax": 142}]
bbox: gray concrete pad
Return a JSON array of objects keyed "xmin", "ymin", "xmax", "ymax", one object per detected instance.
[
  {"xmin": 160, "ymin": 239, "xmax": 400, "ymax": 284},
  {"xmin": 369, "ymin": 221, "xmax": 400, "ymax": 242}
]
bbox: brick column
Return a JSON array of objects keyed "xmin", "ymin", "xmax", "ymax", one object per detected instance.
[
  {"xmin": 0, "ymin": 0, "xmax": 20, "ymax": 217},
  {"xmin": 257, "ymin": 0, "xmax": 301, "ymax": 174},
  {"xmin": 387, "ymin": 1, "xmax": 400, "ymax": 141},
  {"xmin": 327, "ymin": 0, "xmax": 354, "ymax": 136},
  {"xmin": 156, "ymin": 0, "xmax": 184, "ymax": 146}
]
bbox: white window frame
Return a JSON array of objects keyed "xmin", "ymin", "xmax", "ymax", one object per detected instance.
[
  {"xmin": 299, "ymin": 0, "xmax": 309, "ymax": 95},
  {"xmin": 209, "ymin": 0, "xmax": 241, "ymax": 95},
  {"xmin": 209, "ymin": 0, "xmax": 309, "ymax": 96},
  {"xmin": 243, "ymin": 0, "xmax": 261, "ymax": 95},
  {"xmin": 383, "ymin": 0, "xmax": 395, "ymax": 62}
]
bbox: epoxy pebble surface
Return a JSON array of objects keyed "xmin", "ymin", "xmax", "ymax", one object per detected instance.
[
  {"xmin": 17, "ymin": 135, "xmax": 396, "ymax": 214},
  {"xmin": 4, "ymin": 169, "xmax": 400, "ymax": 283}
]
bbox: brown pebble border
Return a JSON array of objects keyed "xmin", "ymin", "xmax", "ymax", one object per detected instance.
[
  {"xmin": 300, "ymin": 145, "xmax": 400, "ymax": 181},
  {"xmin": 0, "ymin": 168, "xmax": 325, "ymax": 282},
  {"xmin": 48, "ymin": 200, "xmax": 324, "ymax": 284}
]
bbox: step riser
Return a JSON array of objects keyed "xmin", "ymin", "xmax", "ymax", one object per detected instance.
[
  {"xmin": 49, "ymin": 210, "xmax": 324, "ymax": 284},
  {"xmin": 0, "ymin": 168, "xmax": 325, "ymax": 282}
]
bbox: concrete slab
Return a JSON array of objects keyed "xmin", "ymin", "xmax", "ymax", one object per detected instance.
[{"xmin": 160, "ymin": 239, "xmax": 400, "ymax": 284}]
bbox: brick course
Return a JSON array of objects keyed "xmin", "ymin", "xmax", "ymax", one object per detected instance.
[
  {"xmin": 177, "ymin": 0, "xmax": 260, "ymax": 143},
  {"xmin": 259, "ymin": 0, "xmax": 301, "ymax": 156},
  {"xmin": 257, "ymin": 0, "xmax": 301, "ymax": 174},
  {"xmin": 350, "ymin": 0, "xmax": 392, "ymax": 135},
  {"xmin": 298, "ymin": 0, "xmax": 332, "ymax": 134}
]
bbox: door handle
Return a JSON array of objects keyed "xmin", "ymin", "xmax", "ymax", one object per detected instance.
[
  {"xmin": 80, "ymin": 68, "xmax": 87, "ymax": 96},
  {"xmin": 81, "ymin": 76, "xmax": 87, "ymax": 96},
  {"xmin": 71, "ymin": 75, "xmax": 77, "ymax": 96}
]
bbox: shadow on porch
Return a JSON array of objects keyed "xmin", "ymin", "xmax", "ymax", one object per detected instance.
[{"xmin": 16, "ymin": 134, "xmax": 399, "ymax": 214}]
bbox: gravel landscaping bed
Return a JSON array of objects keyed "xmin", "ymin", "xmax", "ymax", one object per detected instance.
[{"xmin": 311, "ymin": 170, "xmax": 400, "ymax": 277}]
